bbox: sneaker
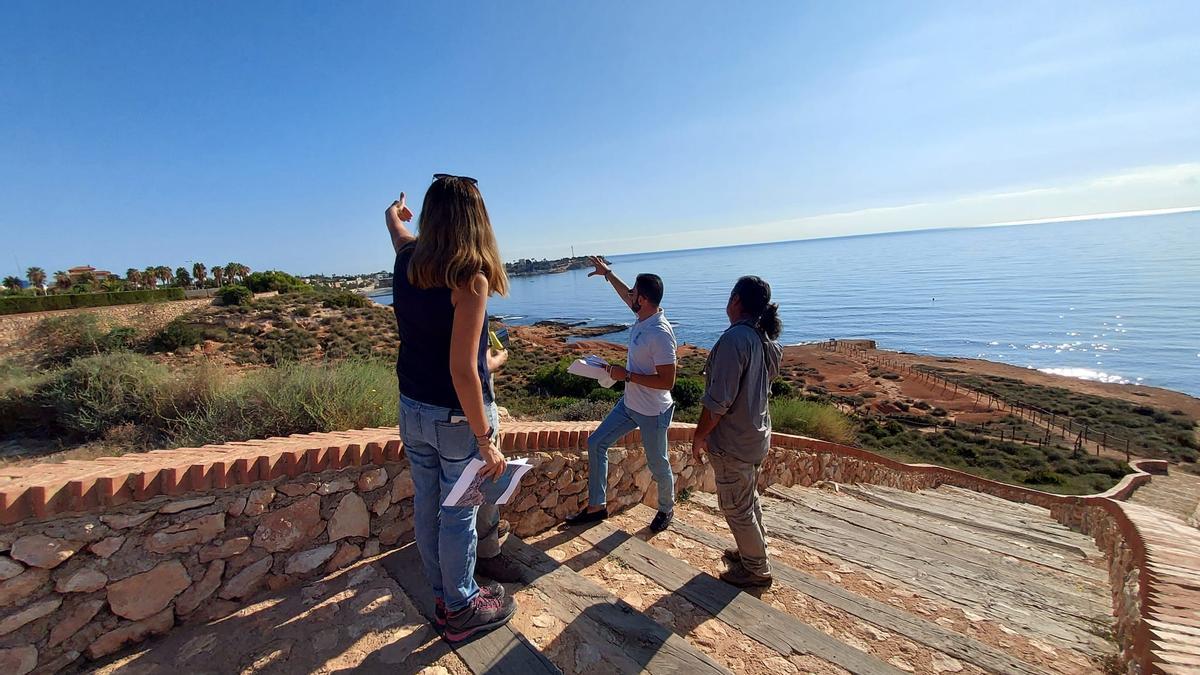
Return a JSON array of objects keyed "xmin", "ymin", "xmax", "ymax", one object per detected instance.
[
  {"xmin": 719, "ymin": 560, "xmax": 773, "ymax": 589},
  {"xmin": 444, "ymin": 593, "xmax": 518, "ymax": 642},
  {"xmin": 649, "ymin": 510, "xmax": 673, "ymax": 533},
  {"xmin": 564, "ymin": 507, "xmax": 608, "ymax": 525},
  {"xmin": 722, "ymin": 547, "xmax": 741, "ymax": 564},
  {"xmin": 496, "ymin": 519, "xmax": 511, "ymax": 540},
  {"xmin": 434, "ymin": 582, "xmax": 505, "ymax": 627},
  {"xmin": 476, "ymin": 552, "xmax": 523, "ymax": 583}
]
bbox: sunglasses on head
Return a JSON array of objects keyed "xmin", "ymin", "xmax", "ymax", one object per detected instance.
[{"xmin": 433, "ymin": 173, "xmax": 478, "ymax": 185}]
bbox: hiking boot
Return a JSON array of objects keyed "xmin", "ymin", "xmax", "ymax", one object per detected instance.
[
  {"xmin": 649, "ymin": 510, "xmax": 673, "ymax": 534},
  {"xmin": 443, "ymin": 592, "xmax": 517, "ymax": 642},
  {"xmin": 719, "ymin": 561, "xmax": 773, "ymax": 589},
  {"xmin": 722, "ymin": 547, "xmax": 741, "ymax": 564},
  {"xmin": 476, "ymin": 552, "xmax": 523, "ymax": 583},
  {"xmin": 564, "ymin": 507, "xmax": 608, "ymax": 526},
  {"xmin": 434, "ymin": 582, "xmax": 505, "ymax": 627}
]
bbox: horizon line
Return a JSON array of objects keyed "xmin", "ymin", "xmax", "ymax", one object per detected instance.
[{"xmin": 594, "ymin": 204, "xmax": 1200, "ymax": 261}]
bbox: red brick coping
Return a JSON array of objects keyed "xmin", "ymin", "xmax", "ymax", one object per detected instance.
[{"xmin": 1, "ymin": 424, "xmax": 1195, "ymax": 672}]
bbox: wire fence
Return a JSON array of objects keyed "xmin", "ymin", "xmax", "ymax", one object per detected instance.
[{"xmin": 822, "ymin": 339, "xmax": 1146, "ymax": 461}]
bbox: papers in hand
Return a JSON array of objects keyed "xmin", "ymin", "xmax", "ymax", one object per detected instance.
[
  {"xmin": 567, "ymin": 354, "xmax": 616, "ymax": 388},
  {"xmin": 443, "ymin": 457, "xmax": 534, "ymax": 507}
]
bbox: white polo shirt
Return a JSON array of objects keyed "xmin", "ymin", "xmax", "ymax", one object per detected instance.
[{"xmin": 624, "ymin": 310, "xmax": 677, "ymax": 416}]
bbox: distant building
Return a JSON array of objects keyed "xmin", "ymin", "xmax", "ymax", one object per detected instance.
[{"xmin": 67, "ymin": 265, "xmax": 113, "ymax": 282}]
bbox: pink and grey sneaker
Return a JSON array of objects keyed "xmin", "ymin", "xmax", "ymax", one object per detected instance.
[
  {"xmin": 434, "ymin": 581, "xmax": 505, "ymax": 628},
  {"xmin": 443, "ymin": 593, "xmax": 517, "ymax": 643}
]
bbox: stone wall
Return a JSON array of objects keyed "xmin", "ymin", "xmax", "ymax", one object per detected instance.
[{"xmin": 0, "ymin": 423, "xmax": 1187, "ymax": 674}]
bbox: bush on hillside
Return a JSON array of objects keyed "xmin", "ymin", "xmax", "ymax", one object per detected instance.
[
  {"xmin": 770, "ymin": 398, "xmax": 856, "ymax": 445},
  {"xmin": 529, "ymin": 359, "xmax": 599, "ymax": 398},
  {"xmin": 218, "ymin": 285, "xmax": 253, "ymax": 306},
  {"xmin": 152, "ymin": 319, "xmax": 202, "ymax": 352},
  {"xmin": 243, "ymin": 270, "xmax": 305, "ymax": 293},
  {"xmin": 320, "ymin": 290, "xmax": 372, "ymax": 309},
  {"xmin": 43, "ymin": 352, "xmax": 175, "ymax": 437},
  {"xmin": 671, "ymin": 376, "xmax": 705, "ymax": 408},
  {"xmin": 771, "ymin": 378, "xmax": 794, "ymax": 398}
]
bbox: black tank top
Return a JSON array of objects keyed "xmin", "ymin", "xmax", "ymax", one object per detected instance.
[{"xmin": 393, "ymin": 242, "xmax": 493, "ymax": 410}]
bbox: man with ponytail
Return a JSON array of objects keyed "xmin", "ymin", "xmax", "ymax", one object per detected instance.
[{"xmin": 692, "ymin": 275, "xmax": 784, "ymax": 588}]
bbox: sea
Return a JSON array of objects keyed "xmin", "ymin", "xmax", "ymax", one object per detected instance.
[{"xmin": 372, "ymin": 212, "xmax": 1200, "ymax": 397}]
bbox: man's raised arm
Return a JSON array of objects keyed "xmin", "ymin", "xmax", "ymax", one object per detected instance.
[{"xmin": 586, "ymin": 256, "xmax": 633, "ymax": 308}]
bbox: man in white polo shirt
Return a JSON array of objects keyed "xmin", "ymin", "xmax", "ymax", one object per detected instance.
[{"xmin": 566, "ymin": 257, "xmax": 678, "ymax": 533}]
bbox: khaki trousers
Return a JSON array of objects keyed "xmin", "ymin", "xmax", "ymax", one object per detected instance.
[{"xmin": 708, "ymin": 450, "xmax": 771, "ymax": 576}]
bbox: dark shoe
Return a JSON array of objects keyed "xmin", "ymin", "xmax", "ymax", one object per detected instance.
[
  {"xmin": 435, "ymin": 582, "xmax": 504, "ymax": 627},
  {"xmin": 444, "ymin": 592, "xmax": 517, "ymax": 642},
  {"xmin": 649, "ymin": 510, "xmax": 673, "ymax": 533},
  {"xmin": 722, "ymin": 548, "xmax": 741, "ymax": 564},
  {"xmin": 476, "ymin": 552, "xmax": 523, "ymax": 583},
  {"xmin": 564, "ymin": 507, "xmax": 608, "ymax": 526},
  {"xmin": 497, "ymin": 519, "xmax": 511, "ymax": 539},
  {"xmin": 719, "ymin": 561, "xmax": 773, "ymax": 589}
]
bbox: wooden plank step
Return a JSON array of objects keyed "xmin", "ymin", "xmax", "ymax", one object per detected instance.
[
  {"xmin": 838, "ymin": 484, "xmax": 1090, "ymax": 557},
  {"xmin": 886, "ymin": 486, "xmax": 1087, "ymax": 543},
  {"xmin": 689, "ymin": 492, "xmax": 1112, "ymax": 655},
  {"xmin": 380, "ymin": 543, "xmax": 561, "ymax": 675},
  {"xmin": 772, "ymin": 484, "xmax": 1105, "ymax": 583},
  {"xmin": 765, "ymin": 486, "xmax": 1108, "ymax": 612},
  {"xmin": 502, "ymin": 535, "xmax": 733, "ymax": 675},
  {"xmin": 651, "ymin": 506, "xmax": 1051, "ymax": 675},
  {"xmin": 567, "ymin": 520, "xmax": 904, "ymax": 675},
  {"xmin": 870, "ymin": 485, "xmax": 1084, "ymax": 540}
]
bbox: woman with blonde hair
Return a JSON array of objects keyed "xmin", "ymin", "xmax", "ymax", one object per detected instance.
[{"xmin": 387, "ymin": 173, "xmax": 516, "ymax": 641}]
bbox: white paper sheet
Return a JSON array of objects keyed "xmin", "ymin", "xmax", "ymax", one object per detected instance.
[{"xmin": 443, "ymin": 457, "xmax": 533, "ymax": 507}]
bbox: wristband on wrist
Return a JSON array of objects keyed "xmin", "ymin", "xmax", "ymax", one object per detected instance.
[{"xmin": 475, "ymin": 427, "xmax": 494, "ymax": 442}]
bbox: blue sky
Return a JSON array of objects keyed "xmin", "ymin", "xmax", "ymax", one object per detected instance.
[{"xmin": 2, "ymin": 1, "xmax": 1198, "ymax": 277}]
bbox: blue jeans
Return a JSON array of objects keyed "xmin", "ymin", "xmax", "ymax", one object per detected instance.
[
  {"xmin": 587, "ymin": 397, "xmax": 676, "ymax": 512},
  {"xmin": 400, "ymin": 395, "xmax": 498, "ymax": 612}
]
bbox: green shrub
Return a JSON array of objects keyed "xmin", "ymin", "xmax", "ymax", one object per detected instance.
[
  {"xmin": 0, "ymin": 288, "xmax": 184, "ymax": 315},
  {"xmin": 218, "ymin": 285, "xmax": 253, "ymax": 306},
  {"xmin": 587, "ymin": 388, "xmax": 622, "ymax": 402},
  {"xmin": 42, "ymin": 353, "xmax": 174, "ymax": 437},
  {"xmin": 672, "ymin": 377, "xmax": 705, "ymax": 408},
  {"xmin": 244, "ymin": 270, "xmax": 304, "ymax": 293},
  {"xmin": 320, "ymin": 291, "xmax": 372, "ymax": 309},
  {"xmin": 529, "ymin": 359, "xmax": 598, "ymax": 398},
  {"xmin": 540, "ymin": 398, "xmax": 613, "ymax": 422},
  {"xmin": 28, "ymin": 314, "xmax": 108, "ymax": 365},
  {"xmin": 100, "ymin": 326, "xmax": 139, "ymax": 352},
  {"xmin": 770, "ymin": 378, "xmax": 794, "ymax": 398},
  {"xmin": 770, "ymin": 398, "xmax": 856, "ymax": 444},
  {"xmin": 152, "ymin": 320, "xmax": 202, "ymax": 352}
]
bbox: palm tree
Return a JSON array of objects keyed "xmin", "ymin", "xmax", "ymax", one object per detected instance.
[
  {"xmin": 2, "ymin": 276, "xmax": 21, "ymax": 293},
  {"xmin": 236, "ymin": 263, "xmax": 251, "ymax": 281},
  {"xmin": 193, "ymin": 262, "xmax": 207, "ymax": 288},
  {"xmin": 155, "ymin": 266, "xmax": 172, "ymax": 287},
  {"xmin": 126, "ymin": 268, "xmax": 142, "ymax": 289},
  {"xmin": 223, "ymin": 263, "xmax": 237, "ymax": 285},
  {"xmin": 174, "ymin": 267, "xmax": 191, "ymax": 287},
  {"xmin": 77, "ymin": 271, "xmax": 96, "ymax": 288},
  {"xmin": 212, "ymin": 265, "xmax": 225, "ymax": 286},
  {"xmin": 143, "ymin": 266, "xmax": 158, "ymax": 289},
  {"xmin": 54, "ymin": 271, "xmax": 71, "ymax": 292},
  {"xmin": 26, "ymin": 267, "xmax": 46, "ymax": 295}
]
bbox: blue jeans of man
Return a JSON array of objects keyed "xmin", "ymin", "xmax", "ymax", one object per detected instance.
[
  {"xmin": 400, "ymin": 395, "xmax": 498, "ymax": 612},
  {"xmin": 587, "ymin": 397, "xmax": 676, "ymax": 512}
]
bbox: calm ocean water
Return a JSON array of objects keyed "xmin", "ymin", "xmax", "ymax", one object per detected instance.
[{"xmin": 374, "ymin": 213, "xmax": 1200, "ymax": 397}]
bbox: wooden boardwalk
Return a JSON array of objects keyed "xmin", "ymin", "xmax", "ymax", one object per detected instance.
[{"xmin": 87, "ymin": 481, "xmax": 1120, "ymax": 674}]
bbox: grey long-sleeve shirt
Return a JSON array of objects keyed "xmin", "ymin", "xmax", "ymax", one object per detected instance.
[{"xmin": 701, "ymin": 320, "xmax": 783, "ymax": 464}]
